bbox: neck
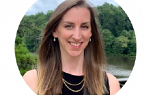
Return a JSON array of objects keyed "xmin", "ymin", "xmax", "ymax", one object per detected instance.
[{"xmin": 61, "ymin": 53, "xmax": 84, "ymax": 76}]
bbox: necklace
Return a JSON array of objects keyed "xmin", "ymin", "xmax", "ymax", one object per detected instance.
[
  {"xmin": 62, "ymin": 78, "xmax": 84, "ymax": 92},
  {"xmin": 62, "ymin": 78, "xmax": 84, "ymax": 86}
]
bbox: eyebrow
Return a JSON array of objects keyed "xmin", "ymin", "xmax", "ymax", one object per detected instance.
[
  {"xmin": 62, "ymin": 21, "xmax": 90, "ymax": 24},
  {"xmin": 63, "ymin": 21, "xmax": 74, "ymax": 24},
  {"xmin": 82, "ymin": 22, "xmax": 90, "ymax": 24}
]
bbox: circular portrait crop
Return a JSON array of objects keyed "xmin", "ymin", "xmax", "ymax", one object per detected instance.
[{"xmin": 15, "ymin": 0, "xmax": 136, "ymax": 95}]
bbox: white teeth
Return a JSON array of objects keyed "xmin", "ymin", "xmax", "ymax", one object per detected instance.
[{"xmin": 70, "ymin": 42, "xmax": 81, "ymax": 47}]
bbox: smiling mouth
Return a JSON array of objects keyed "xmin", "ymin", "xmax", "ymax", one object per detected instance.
[{"xmin": 68, "ymin": 42, "xmax": 83, "ymax": 48}]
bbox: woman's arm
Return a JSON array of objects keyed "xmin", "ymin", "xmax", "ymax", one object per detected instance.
[
  {"xmin": 23, "ymin": 69, "xmax": 38, "ymax": 94},
  {"xmin": 107, "ymin": 73, "xmax": 120, "ymax": 95}
]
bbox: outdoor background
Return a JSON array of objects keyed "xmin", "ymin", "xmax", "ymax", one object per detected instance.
[{"xmin": 15, "ymin": 0, "xmax": 136, "ymax": 79}]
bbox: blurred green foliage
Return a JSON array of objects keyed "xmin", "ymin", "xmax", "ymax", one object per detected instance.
[{"xmin": 15, "ymin": 36, "xmax": 37, "ymax": 75}]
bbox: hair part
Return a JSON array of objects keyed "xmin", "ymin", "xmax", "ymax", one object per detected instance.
[{"xmin": 37, "ymin": 0, "xmax": 108, "ymax": 95}]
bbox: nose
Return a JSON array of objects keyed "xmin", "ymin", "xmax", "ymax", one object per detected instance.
[{"xmin": 72, "ymin": 28, "xmax": 82, "ymax": 41}]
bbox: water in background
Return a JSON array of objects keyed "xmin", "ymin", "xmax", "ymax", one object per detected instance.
[{"xmin": 107, "ymin": 56, "xmax": 135, "ymax": 78}]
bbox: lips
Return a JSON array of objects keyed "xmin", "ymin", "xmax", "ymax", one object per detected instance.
[{"xmin": 68, "ymin": 42, "xmax": 83, "ymax": 48}]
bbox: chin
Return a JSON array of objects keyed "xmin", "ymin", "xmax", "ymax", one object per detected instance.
[{"xmin": 69, "ymin": 51, "xmax": 83, "ymax": 57}]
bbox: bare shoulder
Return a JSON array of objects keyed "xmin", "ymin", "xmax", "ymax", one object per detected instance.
[
  {"xmin": 23, "ymin": 69, "xmax": 38, "ymax": 94},
  {"xmin": 106, "ymin": 73, "xmax": 120, "ymax": 95}
]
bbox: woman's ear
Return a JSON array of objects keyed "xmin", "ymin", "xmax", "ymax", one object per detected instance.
[
  {"xmin": 90, "ymin": 31, "xmax": 92, "ymax": 37},
  {"xmin": 52, "ymin": 31, "xmax": 58, "ymax": 38}
]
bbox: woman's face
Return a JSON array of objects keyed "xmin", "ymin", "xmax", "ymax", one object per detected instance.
[{"xmin": 53, "ymin": 7, "xmax": 92, "ymax": 57}]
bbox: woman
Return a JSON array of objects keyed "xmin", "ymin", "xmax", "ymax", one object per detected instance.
[{"xmin": 23, "ymin": 0, "xmax": 120, "ymax": 95}]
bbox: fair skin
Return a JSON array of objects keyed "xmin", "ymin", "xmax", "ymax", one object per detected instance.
[{"xmin": 23, "ymin": 7, "xmax": 120, "ymax": 95}]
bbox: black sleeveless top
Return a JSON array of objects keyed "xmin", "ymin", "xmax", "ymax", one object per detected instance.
[
  {"xmin": 60, "ymin": 72, "xmax": 110, "ymax": 95},
  {"xmin": 37, "ymin": 71, "xmax": 110, "ymax": 95}
]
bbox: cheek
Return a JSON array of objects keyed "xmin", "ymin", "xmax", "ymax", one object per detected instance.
[
  {"xmin": 82, "ymin": 32, "xmax": 92, "ymax": 40},
  {"xmin": 57, "ymin": 31, "xmax": 71, "ymax": 40}
]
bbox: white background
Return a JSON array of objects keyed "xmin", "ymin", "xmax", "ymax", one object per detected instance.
[{"xmin": 0, "ymin": 0, "xmax": 150, "ymax": 95}]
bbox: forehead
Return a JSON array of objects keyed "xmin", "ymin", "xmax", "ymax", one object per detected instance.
[{"xmin": 61, "ymin": 7, "xmax": 91, "ymax": 23}]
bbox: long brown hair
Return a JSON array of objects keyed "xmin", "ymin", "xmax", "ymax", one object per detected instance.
[{"xmin": 37, "ymin": 0, "xmax": 108, "ymax": 95}]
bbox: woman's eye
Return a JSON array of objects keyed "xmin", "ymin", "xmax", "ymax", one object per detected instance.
[
  {"xmin": 65, "ymin": 25, "xmax": 73, "ymax": 29},
  {"xmin": 81, "ymin": 25, "xmax": 89, "ymax": 29}
]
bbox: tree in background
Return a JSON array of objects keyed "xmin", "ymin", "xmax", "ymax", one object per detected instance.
[
  {"xmin": 17, "ymin": 11, "xmax": 53, "ymax": 52},
  {"xmin": 113, "ymin": 35, "xmax": 129, "ymax": 55},
  {"xmin": 101, "ymin": 29, "xmax": 114, "ymax": 55},
  {"xmin": 97, "ymin": 3, "xmax": 133, "ymax": 37},
  {"xmin": 15, "ymin": 36, "xmax": 37, "ymax": 75}
]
